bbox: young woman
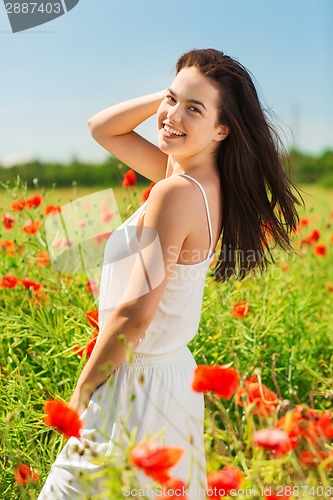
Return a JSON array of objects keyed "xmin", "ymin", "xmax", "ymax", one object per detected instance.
[{"xmin": 38, "ymin": 48, "xmax": 301, "ymax": 498}]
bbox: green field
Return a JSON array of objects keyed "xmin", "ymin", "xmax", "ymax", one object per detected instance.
[{"xmin": 0, "ymin": 179, "xmax": 332, "ymax": 498}]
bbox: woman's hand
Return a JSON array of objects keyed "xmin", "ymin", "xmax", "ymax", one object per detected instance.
[
  {"xmin": 68, "ymin": 385, "xmax": 93, "ymax": 417},
  {"xmin": 87, "ymin": 89, "xmax": 168, "ymax": 183}
]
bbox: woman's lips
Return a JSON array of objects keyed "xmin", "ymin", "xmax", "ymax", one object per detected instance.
[{"xmin": 161, "ymin": 127, "xmax": 185, "ymax": 139}]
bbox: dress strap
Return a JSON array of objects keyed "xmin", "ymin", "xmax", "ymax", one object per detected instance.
[{"xmin": 178, "ymin": 173, "xmax": 214, "ymax": 257}]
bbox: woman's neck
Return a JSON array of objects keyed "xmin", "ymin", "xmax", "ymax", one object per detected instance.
[{"xmin": 165, "ymin": 156, "xmax": 219, "ymax": 179}]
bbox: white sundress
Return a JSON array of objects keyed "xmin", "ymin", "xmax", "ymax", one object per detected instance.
[{"xmin": 38, "ymin": 173, "xmax": 215, "ymax": 499}]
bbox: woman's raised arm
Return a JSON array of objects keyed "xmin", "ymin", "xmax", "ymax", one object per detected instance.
[{"xmin": 88, "ymin": 90, "xmax": 168, "ymax": 182}]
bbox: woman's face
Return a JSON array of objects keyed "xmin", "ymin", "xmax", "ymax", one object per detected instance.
[{"xmin": 157, "ymin": 67, "xmax": 227, "ymax": 161}]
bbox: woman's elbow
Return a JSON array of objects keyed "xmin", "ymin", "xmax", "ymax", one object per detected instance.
[
  {"xmin": 115, "ymin": 304, "xmax": 152, "ymax": 332},
  {"xmin": 87, "ymin": 117, "xmax": 101, "ymax": 138}
]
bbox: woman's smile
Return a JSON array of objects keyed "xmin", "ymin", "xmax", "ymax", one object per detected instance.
[{"xmin": 162, "ymin": 123, "xmax": 186, "ymax": 139}]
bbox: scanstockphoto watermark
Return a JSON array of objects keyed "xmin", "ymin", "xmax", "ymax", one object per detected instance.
[
  {"xmin": 3, "ymin": 0, "xmax": 79, "ymax": 33},
  {"xmin": 167, "ymin": 243, "xmax": 297, "ymax": 282},
  {"xmin": 123, "ymin": 485, "xmax": 333, "ymax": 498},
  {"xmin": 122, "ymin": 486, "xmax": 258, "ymax": 497}
]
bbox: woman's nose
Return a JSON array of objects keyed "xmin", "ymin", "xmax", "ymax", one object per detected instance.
[{"xmin": 167, "ymin": 103, "xmax": 182, "ymax": 122}]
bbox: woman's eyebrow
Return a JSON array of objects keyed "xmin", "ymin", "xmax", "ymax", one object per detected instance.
[{"xmin": 167, "ymin": 88, "xmax": 207, "ymax": 111}]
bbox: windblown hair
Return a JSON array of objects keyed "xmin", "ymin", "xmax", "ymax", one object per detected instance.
[{"xmin": 176, "ymin": 48, "xmax": 303, "ymax": 282}]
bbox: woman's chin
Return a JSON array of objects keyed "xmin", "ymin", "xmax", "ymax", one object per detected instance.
[
  {"xmin": 157, "ymin": 135, "xmax": 186, "ymax": 157},
  {"xmin": 157, "ymin": 139, "xmax": 171, "ymax": 152}
]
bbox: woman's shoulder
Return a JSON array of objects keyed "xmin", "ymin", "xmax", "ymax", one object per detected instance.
[
  {"xmin": 143, "ymin": 174, "xmax": 197, "ymax": 226},
  {"xmin": 149, "ymin": 173, "xmax": 197, "ymax": 202}
]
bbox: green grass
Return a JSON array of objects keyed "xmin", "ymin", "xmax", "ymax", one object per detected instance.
[{"xmin": 0, "ymin": 178, "xmax": 332, "ymax": 498}]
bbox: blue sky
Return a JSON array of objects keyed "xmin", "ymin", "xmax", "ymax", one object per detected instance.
[{"xmin": 1, "ymin": 0, "xmax": 332, "ymax": 166}]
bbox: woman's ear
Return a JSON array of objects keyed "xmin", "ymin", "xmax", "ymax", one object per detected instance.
[{"xmin": 215, "ymin": 124, "xmax": 230, "ymax": 142}]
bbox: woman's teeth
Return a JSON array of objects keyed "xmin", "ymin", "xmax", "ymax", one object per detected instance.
[{"xmin": 164, "ymin": 124, "xmax": 185, "ymax": 136}]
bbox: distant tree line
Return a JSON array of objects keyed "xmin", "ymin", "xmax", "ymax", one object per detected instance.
[
  {"xmin": 288, "ymin": 149, "xmax": 333, "ymax": 187},
  {"xmin": 0, "ymin": 149, "xmax": 332, "ymax": 188},
  {"xmin": 0, "ymin": 157, "xmax": 147, "ymax": 188}
]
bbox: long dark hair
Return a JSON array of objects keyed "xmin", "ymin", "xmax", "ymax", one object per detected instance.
[{"xmin": 176, "ymin": 48, "xmax": 303, "ymax": 282}]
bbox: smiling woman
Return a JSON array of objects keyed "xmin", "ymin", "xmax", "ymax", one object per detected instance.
[{"xmin": 37, "ymin": 48, "xmax": 302, "ymax": 499}]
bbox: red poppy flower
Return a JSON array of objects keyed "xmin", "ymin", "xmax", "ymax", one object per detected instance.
[
  {"xmin": 45, "ymin": 204, "xmax": 62, "ymax": 216},
  {"xmin": 13, "ymin": 463, "xmax": 39, "ymax": 485},
  {"xmin": 299, "ymin": 217, "xmax": 310, "ymax": 227},
  {"xmin": 253, "ymin": 428, "xmax": 290, "ymax": 455},
  {"xmin": 102, "ymin": 211, "xmax": 115, "ymax": 223},
  {"xmin": 303, "ymin": 228, "xmax": 320, "ymax": 245},
  {"xmin": 0, "ymin": 274, "xmax": 19, "ymax": 289},
  {"xmin": 299, "ymin": 449, "xmax": 330, "ymax": 469},
  {"xmin": 274, "ymin": 408, "xmax": 303, "ymax": 451},
  {"xmin": 141, "ymin": 182, "xmax": 156, "ymax": 202},
  {"xmin": 86, "ymin": 336, "xmax": 97, "ymax": 357},
  {"xmin": 326, "ymin": 282, "xmax": 333, "ymax": 293},
  {"xmin": 86, "ymin": 278, "xmax": 99, "ymax": 294},
  {"xmin": 22, "ymin": 219, "xmax": 41, "ymax": 234},
  {"xmin": 232, "ymin": 301, "xmax": 251, "ymax": 318},
  {"xmin": 73, "ymin": 332, "xmax": 98, "ymax": 359},
  {"xmin": 53, "ymin": 237, "xmax": 73, "ymax": 249},
  {"xmin": 36, "ymin": 250, "xmax": 50, "ymax": 266},
  {"xmin": 207, "ymin": 466, "xmax": 243, "ymax": 499},
  {"xmin": 130, "ymin": 441, "xmax": 184, "ymax": 484},
  {"xmin": 43, "ymin": 399, "xmax": 82, "ymax": 438},
  {"xmin": 73, "ymin": 311, "xmax": 99, "ymax": 358},
  {"xmin": 307, "ymin": 408, "xmax": 333, "ymax": 441},
  {"xmin": 94, "ymin": 231, "xmax": 113, "ymax": 245},
  {"xmin": 2, "ymin": 213, "xmax": 17, "ymax": 230},
  {"xmin": 158, "ymin": 478, "xmax": 188, "ymax": 499},
  {"xmin": 11, "ymin": 199, "xmax": 27, "ymax": 211},
  {"xmin": 314, "ymin": 243, "xmax": 326, "ymax": 256},
  {"xmin": 21, "ymin": 278, "xmax": 41, "ymax": 291},
  {"xmin": 122, "ymin": 169, "xmax": 137, "ymax": 188},
  {"xmin": 192, "ymin": 365, "xmax": 239, "ymax": 399},
  {"xmin": 0, "ymin": 239, "xmax": 16, "ymax": 256},
  {"xmin": 29, "ymin": 288, "xmax": 50, "ymax": 306},
  {"xmin": 274, "ymin": 404, "xmax": 333, "ymax": 451},
  {"xmin": 235, "ymin": 375, "xmax": 279, "ymax": 417},
  {"xmin": 265, "ymin": 493, "xmax": 293, "ymax": 500},
  {"xmin": 25, "ymin": 195, "xmax": 43, "ymax": 208},
  {"xmin": 86, "ymin": 310, "xmax": 99, "ymax": 329}
]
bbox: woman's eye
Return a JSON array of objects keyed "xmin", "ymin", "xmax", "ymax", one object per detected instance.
[
  {"xmin": 166, "ymin": 95, "xmax": 176, "ymax": 103},
  {"xmin": 189, "ymin": 106, "xmax": 200, "ymax": 113}
]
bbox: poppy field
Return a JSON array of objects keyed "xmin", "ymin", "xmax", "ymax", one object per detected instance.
[{"xmin": 0, "ymin": 174, "xmax": 333, "ymax": 499}]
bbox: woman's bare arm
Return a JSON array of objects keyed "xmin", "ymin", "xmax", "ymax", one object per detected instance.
[
  {"xmin": 88, "ymin": 90, "xmax": 168, "ymax": 183},
  {"xmin": 68, "ymin": 305, "xmax": 149, "ymax": 415}
]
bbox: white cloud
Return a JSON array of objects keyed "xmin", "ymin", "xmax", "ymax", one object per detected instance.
[{"xmin": 1, "ymin": 154, "xmax": 34, "ymax": 168}]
